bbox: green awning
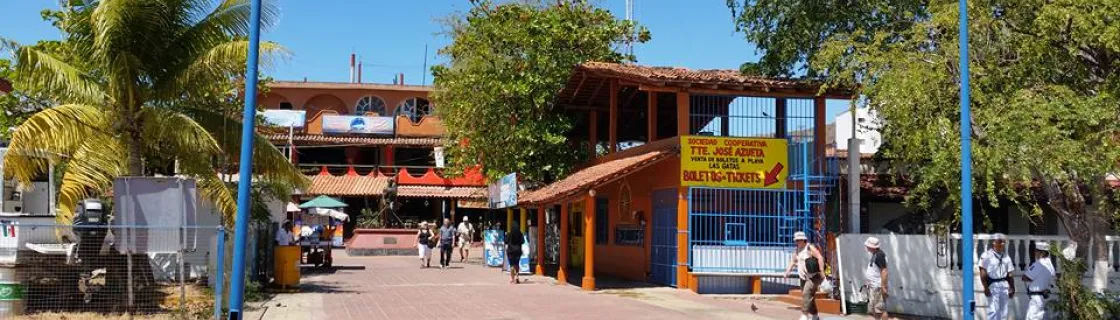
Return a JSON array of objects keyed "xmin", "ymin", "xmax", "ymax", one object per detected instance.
[{"xmin": 298, "ymin": 195, "xmax": 348, "ymax": 209}]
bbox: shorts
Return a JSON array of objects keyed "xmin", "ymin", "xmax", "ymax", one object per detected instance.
[
  {"xmin": 459, "ymin": 238, "xmax": 471, "ymax": 248},
  {"xmin": 418, "ymin": 244, "xmax": 431, "ymax": 258},
  {"xmin": 507, "ymin": 249, "xmax": 522, "ymax": 265},
  {"xmin": 868, "ymin": 287, "xmax": 886, "ymax": 314}
]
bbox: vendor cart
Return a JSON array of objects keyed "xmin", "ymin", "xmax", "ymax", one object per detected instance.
[{"xmin": 295, "ymin": 196, "xmax": 349, "ymax": 268}]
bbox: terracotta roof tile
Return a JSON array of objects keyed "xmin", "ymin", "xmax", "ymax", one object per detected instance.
[
  {"xmin": 307, "ymin": 174, "xmax": 389, "ymax": 196},
  {"xmin": 398, "ymin": 186, "xmax": 488, "ymax": 199},
  {"xmin": 578, "ymin": 62, "xmax": 838, "ymax": 93},
  {"xmin": 266, "ymin": 134, "xmax": 443, "ymax": 146},
  {"xmin": 520, "ymin": 144, "xmax": 678, "ymax": 204}
]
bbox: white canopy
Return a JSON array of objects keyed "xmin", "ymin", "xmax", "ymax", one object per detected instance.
[
  {"xmin": 286, "ymin": 202, "xmax": 300, "ymax": 212},
  {"xmin": 311, "ymin": 208, "xmax": 349, "ymax": 221}
]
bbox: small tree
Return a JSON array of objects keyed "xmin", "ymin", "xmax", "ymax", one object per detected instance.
[{"xmin": 431, "ymin": 0, "xmax": 649, "ymax": 183}]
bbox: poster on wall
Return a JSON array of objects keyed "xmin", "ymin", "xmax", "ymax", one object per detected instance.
[
  {"xmin": 261, "ymin": 110, "xmax": 306, "ymax": 128},
  {"xmin": 322, "ymin": 115, "xmax": 394, "ymax": 135},
  {"xmin": 680, "ymin": 136, "xmax": 789, "ymax": 189},
  {"xmin": 483, "ymin": 230, "xmax": 505, "ymax": 267}
]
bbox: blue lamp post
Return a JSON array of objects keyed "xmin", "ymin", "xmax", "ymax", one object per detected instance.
[
  {"xmin": 958, "ymin": 0, "xmax": 976, "ymax": 319},
  {"xmin": 228, "ymin": 0, "xmax": 263, "ymax": 319}
]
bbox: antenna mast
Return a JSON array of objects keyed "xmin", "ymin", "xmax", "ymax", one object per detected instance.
[{"xmin": 625, "ymin": 0, "xmax": 634, "ymax": 56}]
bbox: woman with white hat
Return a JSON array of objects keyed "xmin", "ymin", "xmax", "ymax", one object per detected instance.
[
  {"xmin": 864, "ymin": 237, "xmax": 889, "ymax": 320},
  {"xmin": 415, "ymin": 221, "xmax": 436, "ymax": 268},
  {"xmin": 784, "ymin": 231, "xmax": 826, "ymax": 320}
]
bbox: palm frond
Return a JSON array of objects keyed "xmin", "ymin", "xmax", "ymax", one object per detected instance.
[
  {"xmin": 179, "ymin": 106, "xmax": 309, "ymax": 191},
  {"xmin": 155, "ymin": 40, "xmax": 290, "ymax": 98},
  {"xmin": 54, "ymin": 137, "xmax": 126, "ymax": 223},
  {"xmin": 14, "ymin": 47, "xmax": 105, "ymax": 104},
  {"xmin": 4, "ymin": 104, "xmax": 112, "ymax": 188}
]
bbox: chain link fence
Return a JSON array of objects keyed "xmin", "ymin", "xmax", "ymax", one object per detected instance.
[{"xmin": 0, "ymin": 222, "xmax": 233, "ymax": 319}]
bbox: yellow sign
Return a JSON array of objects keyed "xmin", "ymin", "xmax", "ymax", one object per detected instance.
[{"xmin": 680, "ymin": 136, "xmax": 788, "ymax": 189}]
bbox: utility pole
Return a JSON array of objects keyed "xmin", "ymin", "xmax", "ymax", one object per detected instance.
[
  {"xmin": 958, "ymin": 0, "xmax": 976, "ymax": 319},
  {"xmin": 228, "ymin": 0, "xmax": 263, "ymax": 319}
]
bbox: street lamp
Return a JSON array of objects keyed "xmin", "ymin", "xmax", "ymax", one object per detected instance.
[{"xmin": 958, "ymin": 0, "xmax": 976, "ymax": 319}]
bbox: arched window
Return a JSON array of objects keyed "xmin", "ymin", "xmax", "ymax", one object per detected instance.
[
  {"xmin": 355, "ymin": 96, "xmax": 387, "ymax": 115},
  {"xmin": 395, "ymin": 97, "xmax": 433, "ymax": 123}
]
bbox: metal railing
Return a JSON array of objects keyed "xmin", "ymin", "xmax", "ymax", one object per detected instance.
[
  {"xmin": 939, "ymin": 233, "xmax": 1120, "ymax": 272},
  {"xmin": 298, "ymin": 163, "xmax": 441, "ymax": 176},
  {"xmin": 0, "ymin": 222, "xmax": 231, "ymax": 318}
]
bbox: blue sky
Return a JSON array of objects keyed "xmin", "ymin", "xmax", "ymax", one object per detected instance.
[{"xmin": 0, "ymin": 1, "xmax": 852, "ymax": 119}]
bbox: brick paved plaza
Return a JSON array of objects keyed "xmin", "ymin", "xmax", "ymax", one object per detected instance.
[{"xmin": 244, "ymin": 251, "xmax": 871, "ymax": 320}]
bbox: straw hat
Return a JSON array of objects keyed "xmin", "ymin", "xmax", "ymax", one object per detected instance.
[
  {"xmin": 793, "ymin": 231, "xmax": 808, "ymax": 241},
  {"xmin": 864, "ymin": 237, "xmax": 882, "ymax": 249}
]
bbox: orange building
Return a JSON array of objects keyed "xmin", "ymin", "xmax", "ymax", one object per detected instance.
[
  {"xmin": 514, "ymin": 62, "xmax": 852, "ymax": 293},
  {"xmin": 257, "ymin": 81, "xmax": 488, "ymax": 250}
]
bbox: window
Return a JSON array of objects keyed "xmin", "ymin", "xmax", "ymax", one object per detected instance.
[
  {"xmin": 355, "ymin": 96, "xmax": 387, "ymax": 115},
  {"xmin": 595, "ymin": 197, "xmax": 609, "ymax": 245},
  {"xmin": 395, "ymin": 97, "xmax": 433, "ymax": 123},
  {"xmin": 278, "ymin": 102, "xmax": 293, "ymax": 110}
]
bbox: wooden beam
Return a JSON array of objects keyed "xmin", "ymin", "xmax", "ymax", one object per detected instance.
[
  {"xmin": 609, "ymin": 79, "xmax": 619, "ymax": 153},
  {"xmin": 647, "ymin": 91, "xmax": 657, "ymax": 142},
  {"xmin": 676, "ymin": 92, "xmax": 690, "ymax": 136},
  {"xmin": 589, "ymin": 109, "xmax": 598, "ymax": 158},
  {"xmin": 561, "ymin": 105, "xmax": 640, "ymax": 114},
  {"xmin": 638, "ymin": 84, "xmax": 678, "ymax": 93},
  {"xmin": 568, "ymin": 73, "xmax": 588, "ymax": 104},
  {"xmin": 775, "ymin": 98, "xmax": 788, "ymax": 138},
  {"xmin": 621, "ymin": 86, "xmax": 641, "ymax": 109},
  {"xmin": 586, "ymin": 78, "xmax": 607, "ymax": 106}
]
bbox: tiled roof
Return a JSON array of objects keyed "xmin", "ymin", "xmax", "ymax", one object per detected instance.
[
  {"xmin": 266, "ymin": 134, "xmax": 443, "ymax": 146},
  {"xmin": 520, "ymin": 144, "xmax": 679, "ymax": 204},
  {"xmin": 307, "ymin": 174, "xmax": 389, "ymax": 196},
  {"xmin": 398, "ymin": 186, "xmax": 488, "ymax": 199},
  {"xmin": 578, "ymin": 62, "xmax": 834, "ymax": 93}
]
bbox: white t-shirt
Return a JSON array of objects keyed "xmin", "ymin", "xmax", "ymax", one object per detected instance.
[
  {"xmin": 458, "ymin": 222, "xmax": 474, "ymax": 242},
  {"xmin": 1024, "ymin": 257, "xmax": 1055, "ymax": 292},
  {"xmin": 979, "ymin": 248, "xmax": 1016, "ymax": 288},
  {"xmin": 275, "ymin": 228, "xmax": 292, "ymax": 246}
]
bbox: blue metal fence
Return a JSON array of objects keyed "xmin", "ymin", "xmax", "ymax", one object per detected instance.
[
  {"xmin": 687, "ymin": 140, "xmax": 837, "ymax": 274},
  {"xmin": 649, "ymin": 189, "xmax": 678, "ymax": 286}
]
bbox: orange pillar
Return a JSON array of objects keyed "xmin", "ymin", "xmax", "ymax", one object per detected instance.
[
  {"xmin": 582, "ymin": 193, "xmax": 596, "ymax": 291},
  {"xmin": 676, "ymin": 186, "xmax": 689, "ymax": 289},
  {"xmin": 609, "ymin": 79, "xmax": 619, "ymax": 153},
  {"xmin": 589, "ymin": 111, "xmax": 599, "ymax": 158},
  {"xmin": 536, "ymin": 206, "xmax": 546, "ymax": 275},
  {"xmin": 676, "ymin": 91, "xmax": 690, "ymax": 136},
  {"xmin": 558, "ymin": 202, "xmax": 569, "ymax": 285},
  {"xmin": 647, "ymin": 91, "xmax": 657, "ymax": 142}
]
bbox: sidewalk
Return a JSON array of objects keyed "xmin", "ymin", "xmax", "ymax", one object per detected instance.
[{"xmin": 244, "ymin": 251, "xmax": 877, "ymax": 320}]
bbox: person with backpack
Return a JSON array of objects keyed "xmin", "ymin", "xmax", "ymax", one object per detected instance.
[
  {"xmin": 864, "ymin": 237, "xmax": 889, "ymax": 320},
  {"xmin": 784, "ymin": 231, "xmax": 826, "ymax": 320}
]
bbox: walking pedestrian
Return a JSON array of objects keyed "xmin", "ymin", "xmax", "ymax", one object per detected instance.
[
  {"xmin": 1023, "ymin": 241, "xmax": 1055, "ymax": 320},
  {"xmin": 458, "ymin": 216, "xmax": 475, "ymax": 262},
  {"xmin": 979, "ymin": 233, "xmax": 1016, "ymax": 320},
  {"xmin": 506, "ymin": 225, "xmax": 525, "ymax": 284},
  {"xmin": 416, "ymin": 222, "xmax": 434, "ymax": 268},
  {"xmin": 864, "ymin": 237, "xmax": 889, "ymax": 320},
  {"xmin": 783, "ymin": 231, "xmax": 825, "ymax": 320},
  {"xmin": 438, "ymin": 218, "xmax": 456, "ymax": 268}
]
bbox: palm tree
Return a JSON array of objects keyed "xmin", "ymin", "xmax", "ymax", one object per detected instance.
[{"xmin": 3, "ymin": 0, "xmax": 307, "ymax": 224}]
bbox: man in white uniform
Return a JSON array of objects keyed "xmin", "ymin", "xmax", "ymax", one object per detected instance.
[
  {"xmin": 979, "ymin": 233, "xmax": 1016, "ymax": 320},
  {"xmin": 1023, "ymin": 241, "xmax": 1055, "ymax": 320}
]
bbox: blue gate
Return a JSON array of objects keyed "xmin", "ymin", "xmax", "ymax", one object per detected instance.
[
  {"xmin": 686, "ymin": 141, "xmax": 837, "ymax": 274},
  {"xmin": 650, "ymin": 188, "xmax": 678, "ymax": 286}
]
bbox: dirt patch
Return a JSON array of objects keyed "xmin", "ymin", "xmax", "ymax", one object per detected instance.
[{"xmin": 12, "ymin": 313, "xmax": 177, "ymax": 320}]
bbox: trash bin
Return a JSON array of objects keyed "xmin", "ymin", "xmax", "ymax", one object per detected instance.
[
  {"xmin": 0, "ymin": 265, "xmax": 24, "ymax": 317},
  {"xmin": 273, "ymin": 246, "xmax": 301, "ymax": 288}
]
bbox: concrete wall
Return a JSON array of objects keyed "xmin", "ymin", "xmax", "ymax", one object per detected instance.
[{"xmin": 584, "ymin": 158, "xmax": 679, "ymax": 282}]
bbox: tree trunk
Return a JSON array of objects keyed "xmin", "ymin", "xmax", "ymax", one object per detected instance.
[{"xmin": 123, "ymin": 108, "xmax": 144, "ymax": 176}]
